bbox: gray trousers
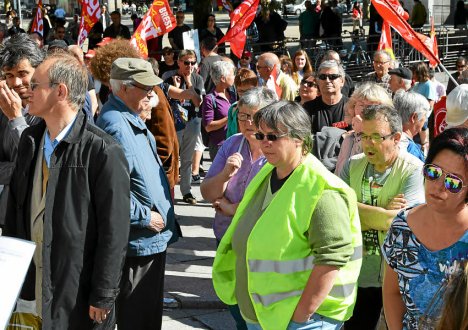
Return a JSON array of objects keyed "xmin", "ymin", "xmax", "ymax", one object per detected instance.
[{"xmin": 176, "ymin": 117, "xmax": 201, "ymax": 196}]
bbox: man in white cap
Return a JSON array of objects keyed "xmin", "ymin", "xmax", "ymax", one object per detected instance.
[
  {"xmin": 96, "ymin": 57, "xmax": 179, "ymax": 330},
  {"xmin": 446, "ymin": 84, "xmax": 468, "ymax": 128}
]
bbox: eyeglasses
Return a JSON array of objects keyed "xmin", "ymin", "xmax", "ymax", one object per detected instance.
[
  {"xmin": 374, "ymin": 60, "xmax": 390, "ymax": 65},
  {"xmin": 254, "ymin": 131, "xmax": 288, "ymax": 141},
  {"xmin": 30, "ymin": 81, "xmax": 58, "ymax": 91},
  {"xmin": 256, "ymin": 64, "xmax": 269, "ymax": 69},
  {"xmin": 237, "ymin": 112, "xmax": 253, "ymax": 122},
  {"xmin": 183, "ymin": 60, "xmax": 197, "ymax": 66},
  {"xmin": 357, "ymin": 132, "xmax": 394, "ymax": 143},
  {"xmin": 457, "ymin": 65, "xmax": 466, "ymax": 69},
  {"xmin": 300, "ymin": 79, "xmax": 317, "ymax": 88},
  {"xmin": 423, "ymin": 164, "xmax": 467, "ymax": 194},
  {"xmin": 130, "ymin": 82, "xmax": 154, "ymax": 93},
  {"xmin": 317, "ymin": 73, "xmax": 341, "ymax": 81}
]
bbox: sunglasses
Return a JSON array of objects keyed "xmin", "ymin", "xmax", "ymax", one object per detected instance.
[
  {"xmin": 318, "ymin": 73, "xmax": 341, "ymax": 81},
  {"xmin": 254, "ymin": 132, "xmax": 288, "ymax": 141},
  {"xmin": 423, "ymin": 164, "xmax": 467, "ymax": 194},
  {"xmin": 301, "ymin": 79, "xmax": 317, "ymax": 88},
  {"xmin": 183, "ymin": 60, "xmax": 197, "ymax": 66},
  {"xmin": 241, "ymin": 56, "xmax": 250, "ymax": 60}
]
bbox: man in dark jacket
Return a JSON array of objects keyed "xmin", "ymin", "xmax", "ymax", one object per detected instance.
[
  {"xmin": 4, "ymin": 52, "xmax": 130, "ymax": 329},
  {"xmin": 0, "ymin": 34, "xmax": 45, "ymax": 228},
  {"xmin": 103, "ymin": 11, "xmax": 131, "ymax": 39}
]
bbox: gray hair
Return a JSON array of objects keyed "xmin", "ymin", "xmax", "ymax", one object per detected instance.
[
  {"xmin": 253, "ymin": 100, "xmax": 313, "ymax": 154},
  {"xmin": 373, "ymin": 50, "xmax": 392, "ymax": 61},
  {"xmin": 210, "ymin": 60, "xmax": 235, "ymax": 85},
  {"xmin": 238, "ymin": 87, "xmax": 278, "ymax": 110},
  {"xmin": 362, "ymin": 104, "xmax": 403, "ymax": 133},
  {"xmin": 259, "ymin": 52, "xmax": 281, "ymax": 71},
  {"xmin": 46, "ymin": 54, "xmax": 88, "ymax": 111},
  {"xmin": 393, "ymin": 90, "xmax": 430, "ymax": 124},
  {"xmin": 109, "ymin": 79, "xmax": 133, "ymax": 94},
  {"xmin": 0, "ymin": 33, "xmax": 45, "ymax": 69},
  {"xmin": 318, "ymin": 60, "xmax": 345, "ymax": 78},
  {"xmin": 353, "ymin": 82, "xmax": 393, "ymax": 105}
]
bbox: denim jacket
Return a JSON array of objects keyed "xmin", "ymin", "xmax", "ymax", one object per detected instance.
[{"xmin": 97, "ymin": 94, "xmax": 178, "ymax": 256}]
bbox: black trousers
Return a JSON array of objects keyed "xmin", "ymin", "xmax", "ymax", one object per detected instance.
[
  {"xmin": 344, "ymin": 287, "xmax": 383, "ymax": 330},
  {"xmin": 117, "ymin": 251, "xmax": 166, "ymax": 330}
]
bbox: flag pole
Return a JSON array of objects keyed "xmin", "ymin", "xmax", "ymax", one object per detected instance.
[{"xmin": 437, "ymin": 62, "xmax": 459, "ymax": 87}]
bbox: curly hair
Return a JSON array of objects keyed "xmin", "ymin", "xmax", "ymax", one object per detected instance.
[{"xmin": 90, "ymin": 39, "xmax": 141, "ymax": 83}]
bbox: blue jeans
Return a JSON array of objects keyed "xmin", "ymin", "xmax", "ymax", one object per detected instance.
[{"xmin": 246, "ymin": 314, "xmax": 343, "ymax": 330}]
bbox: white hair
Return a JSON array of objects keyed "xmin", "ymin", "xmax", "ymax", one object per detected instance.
[{"xmin": 210, "ymin": 60, "xmax": 235, "ymax": 85}]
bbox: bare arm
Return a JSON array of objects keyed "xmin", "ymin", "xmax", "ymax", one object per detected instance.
[
  {"xmin": 167, "ymin": 85, "xmax": 202, "ymax": 106},
  {"xmin": 358, "ymin": 202, "xmax": 400, "ymax": 231},
  {"xmin": 89, "ymin": 89, "xmax": 99, "ymax": 116},
  {"xmin": 205, "ymin": 117, "xmax": 228, "ymax": 132},
  {"xmin": 383, "ymin": 264, "xmax": 405, "ymax": 330},
  {"xmin": 292, "ymin": 265, "xmax": 340, "ymax": 322},
  {"xmin": 200, "ymin": 152, "xmax": 243, "ymax": 202}
]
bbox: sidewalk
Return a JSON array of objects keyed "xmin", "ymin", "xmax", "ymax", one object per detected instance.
[{"xmin": 162, "ymin": 153, "xmax": 236, "ymax": 329}]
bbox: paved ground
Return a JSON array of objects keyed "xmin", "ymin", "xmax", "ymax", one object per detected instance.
[{"xmin": 162, "ymin": 153, "xmax": 236, "ymax": 329}]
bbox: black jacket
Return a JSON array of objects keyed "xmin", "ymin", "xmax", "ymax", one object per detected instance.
[{"xmin": 4, "ymin": 110, "xmax": 130, "ymax": 329}]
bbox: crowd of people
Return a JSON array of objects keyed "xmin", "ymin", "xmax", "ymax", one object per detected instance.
[{"xmin": 0, "ymin": 2, "xmax": 467, "ymax": 330}]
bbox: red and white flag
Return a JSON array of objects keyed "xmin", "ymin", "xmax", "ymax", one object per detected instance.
[
  {"xmin": 31, "ymin": 0, "xmax": 44, "ymax": 36},
  {"xmin": 217, "ymin": 0, "xmax": 260, "ymax": 59},
  {"xmin": 131, "ymin": 0, "xmax": 176, "ymax": 58},
  {"xmin": 371, "ymin": 0, "xmax": 439, "ymax": 66},
  {"xmin": 378, "ymin": 22, "xmax": 395, "ymax": 59},
  {"xmin": 77, "ymin": 0, "xmax": 101, "ymax": 47}
]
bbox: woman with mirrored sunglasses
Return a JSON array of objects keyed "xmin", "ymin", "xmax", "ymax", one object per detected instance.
[
  {"xmin": 382, "ymin": 127, "xmax": 468, "ymax": 330},
  {"xmin": 213, "ymin": 101, "xmax": 363, "ymax": 330},
  {"xmin": 295, "ymin": 72, "xmax": 320, "ymax": 106}
]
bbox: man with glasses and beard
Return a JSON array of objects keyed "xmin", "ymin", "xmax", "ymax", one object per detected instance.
[
  {"xmin": 164, "ymin": 50, "xmax": 204, "ymax": 205},
  {"xmin": 0, "ymin": 34, "xmax": 45, "ymax": 228},
  {"xmin": 363, "ymin": 50, "xmax": 392, "ymax": 94},
  {"xmin": 339, "ymin": 104, "xmax": 425, "ymax": 330},
  {"xmin": 303, "ymin": 60, "xmax": 349, "ymax": 134}
]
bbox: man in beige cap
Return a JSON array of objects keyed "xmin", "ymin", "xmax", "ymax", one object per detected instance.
[{"xmin": 96, "ymin": 57, "xmax": 179, "ymax": 330}]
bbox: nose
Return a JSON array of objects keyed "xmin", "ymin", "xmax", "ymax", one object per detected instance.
[{"xmin": 13, "ymin": 76, "xmax": 23, "ymax": 87}]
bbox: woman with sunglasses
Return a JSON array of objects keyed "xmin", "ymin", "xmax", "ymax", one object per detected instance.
[
  {"xmin": 201, "ymin": 87, "xmax": 276, "ymax": 329},
  {"xmin": 296, "ymin": 72, "xmax": 320, "ymax": 106},
  {"xmin": 382, "ymin": 127, "xmax": 468, "ymax": 330},
  {"xmin": 213, "ymin": 101, "xmax": 362, "ymax": 330}
]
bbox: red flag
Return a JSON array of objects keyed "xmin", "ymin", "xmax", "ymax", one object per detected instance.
[
  {"xmin": 77, "ymin": 0, "xmax": 101, "ymax": 47},
  {"xmin": 378, "ymin": 22, "xmax": 395, "ymax": 59},
  {"xmin": 372, "ymin": 0, "xmax": 439, "ymax": 66},
  {"xmin": 131, "ymin": 0, "xmax": 176, "ymax": 58},
  {"xmin": 271, "ymin": 65, "xmax": 282, "ymax": 99},
  {"xmin": 429, "ymin": 16, "xmax": 439, "ymax": 68},
  {"xmin": 217, "ymin": 0, "xmax": 260, "ymax": 59},
  {"xmin": 31, "ymin": 0, "xmax": 44, "ymax": 36}
]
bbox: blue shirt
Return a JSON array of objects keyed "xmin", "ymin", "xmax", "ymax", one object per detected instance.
[
  {"xmin": 43, "ymin": 115, "xmax": 77, "ymax": 167},
  {"xmin": 412, "ymin": 81, "xmax": 437, "ymax": 101},
  {"xmin": 383, "ymin": 208, "xmax": 468, "ymax": 329}
]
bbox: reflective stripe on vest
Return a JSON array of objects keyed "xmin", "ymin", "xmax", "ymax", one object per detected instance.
[
  {"xmin": 251, "ymin": 281, "xmax": 357, "ymax": 307},
  {"xmin": 248, "ymin": 246, "xmax": 362, "ymax": 274}
]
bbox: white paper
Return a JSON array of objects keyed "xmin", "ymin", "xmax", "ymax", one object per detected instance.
[
  {"xmin": 0, "ymin": 236, "xmax": 36, "ymax": 329},
  {"xmin": 182, "ymin": 29, "xmax": 201, "ymax": 64}
]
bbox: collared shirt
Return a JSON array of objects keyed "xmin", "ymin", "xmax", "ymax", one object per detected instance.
[
  {"xmin": 43, "ymin": 115, "xmax": 77, "ymax": 167},
  {"xmin": 363, "ymin": 72, "xmax": 391, "ymax": 94}
]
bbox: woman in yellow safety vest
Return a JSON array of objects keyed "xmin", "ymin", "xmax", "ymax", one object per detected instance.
[{"xmin": 212, "ymin": 100, "xmax": 363, "ymax": 330}]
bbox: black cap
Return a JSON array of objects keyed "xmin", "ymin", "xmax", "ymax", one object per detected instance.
[{"xmin": 388, "ymin": 67, "xmax": 412, "ymax": 80}]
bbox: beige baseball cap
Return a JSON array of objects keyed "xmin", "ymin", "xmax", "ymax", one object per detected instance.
[{"xmin": 111, "ymin": 57, "xmax": 162, "ymax": 86}]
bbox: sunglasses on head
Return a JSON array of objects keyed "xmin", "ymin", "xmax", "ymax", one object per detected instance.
[
  {"xmin": 254, "ymin": 132, "xmax": 288, "ymax": 141},
  {"xmin": 423, "ymin": 164, "xmax": 467, "ymax": 194},
  {"xmin": 301, "ymin": 79, "xmax": 317, "ymax": 87},
  {"xmin": 183, "ymin": 60, "xmax": 197, "ymax": 66},
  {"xmin": 318, "ymin": 73, "xmax": 341, "ymax": 81}
]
